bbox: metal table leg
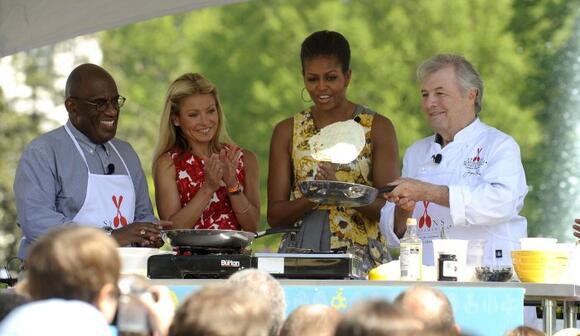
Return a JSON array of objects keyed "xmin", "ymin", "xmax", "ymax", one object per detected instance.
[
  {"xmin": 564, "ymin": 301, "xmax": 577, "ymax": 328},
  {"xmin": 543, "ymin": 299, "xmax": 557, "ymax": 336}
]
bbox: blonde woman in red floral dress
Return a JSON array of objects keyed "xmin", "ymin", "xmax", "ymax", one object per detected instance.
[{"xmin": 153, "ymin": 73, "xmax": 259, "ymax": 232}]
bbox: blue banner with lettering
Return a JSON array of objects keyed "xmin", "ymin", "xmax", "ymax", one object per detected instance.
[{"xmin": 168, "ymin": 283, "xmax": 524, "ymax": 336}]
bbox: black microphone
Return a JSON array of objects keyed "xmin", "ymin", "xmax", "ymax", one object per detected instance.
[
  {"xmin": 106, "ymin": 163, "xmax": 115, "ymax": 175},
  {"xmin": 432, "ymin": 153, "xmax": 442, "ymax": 164}
]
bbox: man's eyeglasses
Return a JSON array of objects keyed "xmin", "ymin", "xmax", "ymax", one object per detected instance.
[{"xmin": 70, "ymin": 95, "xmax": 126, "ymax": 112}]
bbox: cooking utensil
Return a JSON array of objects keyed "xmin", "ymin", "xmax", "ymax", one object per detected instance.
[
  {"xmin": 299, "ymin": 180, "xmax": 395, "ymax": 207},
  {"xmin": 161, "ymin": 229, "xmax": 256, "ymax": 248}
]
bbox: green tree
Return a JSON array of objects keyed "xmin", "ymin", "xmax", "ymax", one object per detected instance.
[
  {"xmin": 509, "ymin": 1, "xmax": 580, "ymax": 240},
  {"xmin": 0, "ymin": 88, "xmax": 43, "ymax": 266}
]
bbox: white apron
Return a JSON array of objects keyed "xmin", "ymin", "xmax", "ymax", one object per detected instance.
[
  {"xmin": 413, "ymin": 143, "xmax": 515, "ymax": 267},
  {"xmin": 413, "ymin": 166, "xmax": 455, "ymax": 266},
  {"xmin": 65, "ymin": 125, "xmax": 135, "ymax": 229}
]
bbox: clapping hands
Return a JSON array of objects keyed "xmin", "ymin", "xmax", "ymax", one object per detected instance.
[
  {"xmin": 203, "ymin": 146, "xmax": 242, "ymax": 191},
  {"xmin": 220, "ymin": 146, "xmax": 242, "ymax": 188}
]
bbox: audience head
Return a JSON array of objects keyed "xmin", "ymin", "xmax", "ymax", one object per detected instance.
[
  {"xmin": 505, "ymin": 325, "xmax": 546, "ymax": 336},
  {"xmin": 0, "ymin": 299, "xmax": 111, "ymax": 336},
  {"xmin": 169, "ymin": 283, "xmax": 271, "ymax": 336},
  {"xmin": 228, "ymin": 268, "xmax": 286, "ymax": 336},
  {"xmin": 279, "ymin": 304, "xmax": 341, "ymax": 336},
  {"xmin": 334, "ymin": 299, "xmax": 423, "ymax": 336},
  {"xmin": 553, "ymin": 328, "xmax": 580, "ymax": 336},
  {"xmin": 155, "ymin": 73, "xmax": 232, "ymax": 161},
  {"xmin": 417, "ymin": 53, "xmax": 483, "ymax": 114},
  {"xmin": 25, "ymin": 226, "xmax": 120, "ymax": 322},
  {"xmin": 64, "ymin": 63, "xmax": 124, "ymax": 144},
  {"xmin": 0, "ymin": 291, "xmax": 29, "ymax": 322},
  {"xmin": 300, "ymin": 30, "xmax": 351, "ymax": 75},
  {"xmin": 395, "ymin": 286, "xmax": 460, "ymax": 335}
]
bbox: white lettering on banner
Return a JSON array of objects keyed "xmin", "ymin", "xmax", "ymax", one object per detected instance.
[{"xmin": 220, "ymin": 259, "xmax": 240, "ymax": 268}]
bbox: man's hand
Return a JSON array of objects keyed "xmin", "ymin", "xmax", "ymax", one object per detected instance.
[
  {"xmin": 383, "ymin": 177, "xmax": 449, "ymax": 208},
  {"xmin": 111, "ymin": 220, "xmax": 172, "ymax": 247}
]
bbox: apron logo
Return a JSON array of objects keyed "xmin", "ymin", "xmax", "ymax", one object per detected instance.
[
  {"xmin": 112, "ymin": 195, "xmax": 128, "ymax": 228},
  {"xmin": 473, "ymin": 147, "xmax": 482, "ymax": 162},
  {"xmin": 419, "ymin": 201, "xmax": 432, "ymax": 228},
  {"xmin": 463, "ymin": 147, "xmax": 486, "ymax": 176}
]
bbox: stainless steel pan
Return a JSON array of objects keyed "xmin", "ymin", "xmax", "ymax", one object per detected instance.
[
  {"xmin": 299, "ymin": 180, "xmax": 395, "ymax": 207},
  {"xmin": 161, "ymin": 229, "xmax": 256, "ymax": 248}
]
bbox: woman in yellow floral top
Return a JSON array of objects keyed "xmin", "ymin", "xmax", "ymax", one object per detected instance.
[{"xmin": 267, "ymin": 30, "xmax": 401, "ymax": 270}]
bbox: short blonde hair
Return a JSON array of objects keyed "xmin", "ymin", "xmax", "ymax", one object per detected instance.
[
  {"xmin": 26, "ymin": 226, "xmax": 120, "ymax": 303},
  {"xmin": 153, "ymin": 73, "xmax": 233, "ymax": 163}
]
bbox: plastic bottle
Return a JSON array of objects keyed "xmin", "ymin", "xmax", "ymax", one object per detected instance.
[{"xmin": 400, "ymin": 218, "xmax": 423, "ymax": 281}]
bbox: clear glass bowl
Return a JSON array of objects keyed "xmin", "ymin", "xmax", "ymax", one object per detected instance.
[{"xmin": 475, "ymin": 266, "xmax": 513, "ymax": 282}]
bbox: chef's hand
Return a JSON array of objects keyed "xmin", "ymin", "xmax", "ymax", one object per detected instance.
[
  {"xmin": 203, "ymin": 153, "xmax": 223, "ymax": 192},
  {"xmin": 314, "ymin": 162, "xmax": 337, "ymax": 181},
  {"xmin": 573, "ymin": 219, "xmax": 580, "ymax": 239},
  {"xmin": 220, "ymin": 146, "xmax": 242, "ymax": 189},
  {"xmin": 382, "ymin": 179, "xmax": 423, "ymax": 212},
  {"xmin": 111, "ymin": 221, "xmax": 171, "ymax": 247}
]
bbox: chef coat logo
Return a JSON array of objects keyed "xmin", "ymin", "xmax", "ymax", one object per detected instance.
[
  {"xmin": 463, "ymin": 147, "xmax": 486, "ymax": 177},
  {"xmin": 112, "ymin": 195, "xmax": 128, "ymax": 228}
]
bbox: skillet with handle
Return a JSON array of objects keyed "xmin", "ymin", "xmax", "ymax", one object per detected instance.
[
  {"xmin": 161, "ymin": 229, "xmax": 255, "ymax": 249},
  {"xmin": 161, "ymin": 227, "xmax": 299, "ymax": 249},
  {"xmin": 299, "ymin": 180, "xmax": 395, "ymax": 207}
]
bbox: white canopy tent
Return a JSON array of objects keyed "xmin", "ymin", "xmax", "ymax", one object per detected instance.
[{"xmin": 0, "ymin": 0, "xmax": 244, "ymax": 58}]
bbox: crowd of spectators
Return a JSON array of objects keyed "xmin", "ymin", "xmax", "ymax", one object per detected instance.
[{"xmin": 0, "ymin": 225, "xmax": 551, "ymax": 336}]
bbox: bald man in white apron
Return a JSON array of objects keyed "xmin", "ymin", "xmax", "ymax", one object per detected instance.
[{"xmin": 15, "ymin": 64, "xmax": 169, "ymax": 259}]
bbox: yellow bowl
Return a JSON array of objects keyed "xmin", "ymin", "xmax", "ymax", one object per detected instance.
[
  {"xmin": 512, "ymin": 250, "xmax": 568, "ymax": 258},
  {"xmin": 511, "ymin": 250, "xmax": 568, "ymax": 283}
]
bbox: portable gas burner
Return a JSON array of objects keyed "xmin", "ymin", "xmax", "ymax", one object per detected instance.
[
  {"xmin": 253, "ymin": 253, "xmax": 365, "ymax": 279},
  {"xmin": 147, "ymin": 246, "xmax": 252, "ymax": 279}
]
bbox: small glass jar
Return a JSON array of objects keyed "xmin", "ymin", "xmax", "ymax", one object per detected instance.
[{"xmin": 438, "ymin": 253, "xmax": 458, "ymax": 281}]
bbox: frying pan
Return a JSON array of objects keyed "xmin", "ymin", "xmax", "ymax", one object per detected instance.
[
  {"xmin": 161, "ymin": 227, "xmax": 299, "ymax": 249},
  {"xmin": 162, "ymin": 229, "xmax": 256, "ymax": 249},
  {"xmin": 299, "ymin": 180, "xmax": 395, "ymax": 207}
]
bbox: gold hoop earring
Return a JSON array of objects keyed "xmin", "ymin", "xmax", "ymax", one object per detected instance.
[{"xmin": 301, "ymin": 87, "xmax": 312, "ymax": 103}]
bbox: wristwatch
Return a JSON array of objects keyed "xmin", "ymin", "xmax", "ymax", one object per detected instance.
[{"xmin": 228, "ymin": 183, "xmax": 242, "ymax": 195}]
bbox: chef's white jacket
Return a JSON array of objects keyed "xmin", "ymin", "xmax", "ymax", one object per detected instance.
[{"xmin": 381, "ymin": 118, "xmax": 528, "ymax": 266}]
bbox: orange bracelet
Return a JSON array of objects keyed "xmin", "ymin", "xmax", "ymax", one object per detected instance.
[{"xmin": 228, "ymin": 183, "xmax": 242, "ymax": 195}]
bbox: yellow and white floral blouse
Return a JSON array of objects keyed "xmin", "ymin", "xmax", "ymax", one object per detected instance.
[{"xmin": 291, "ymin": 105, "xmax": 390, "ymax": 268}]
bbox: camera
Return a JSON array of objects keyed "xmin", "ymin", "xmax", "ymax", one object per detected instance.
[{"xmin": 117, "ymin": 275, "xmax": 152, "ymax": 334}]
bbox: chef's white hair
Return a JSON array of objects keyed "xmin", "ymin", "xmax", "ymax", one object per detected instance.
[{"xmin": 417, "ymin": 54, "xmax": 484, "ymax": 114}]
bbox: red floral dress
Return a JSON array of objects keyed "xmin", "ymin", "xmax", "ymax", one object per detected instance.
[{"xmin": 170, "ymin": 144, "xmax": 245, "ymax": 230}]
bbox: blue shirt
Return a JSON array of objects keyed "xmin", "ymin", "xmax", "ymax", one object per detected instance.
[{"xmin": 13, "ymin": 121, "xmax": 156, "ymax": 258}]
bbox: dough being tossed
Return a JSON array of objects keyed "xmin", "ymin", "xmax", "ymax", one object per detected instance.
[{"xmin": 309, "ymin": 119, "xmax": 365, "ymax": 164}]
